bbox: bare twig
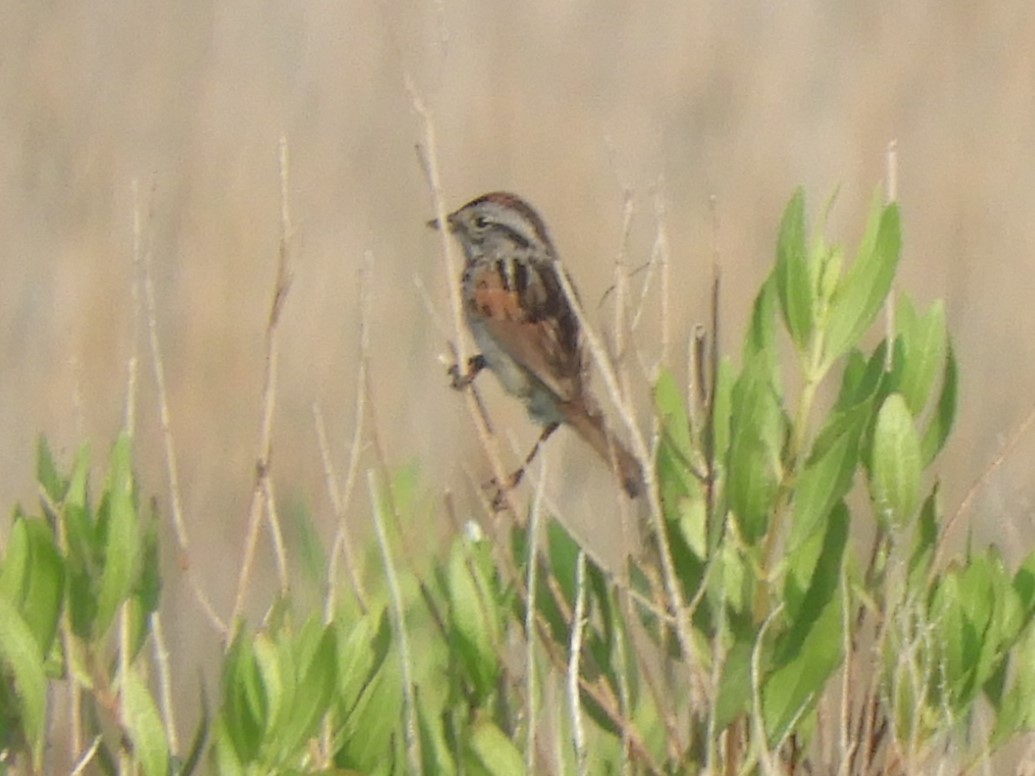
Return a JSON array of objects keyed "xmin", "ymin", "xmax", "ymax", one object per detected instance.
[
  {"xmin": 150, "ymin": 613, "xmax": 180, "ymax": 756},
  {"xmin": 935, "ymin": 403, "xmax": 1035, "ymax": 574},
  {"xmin": 568, "ymin": 550, "xmax": 589, "ymax": 776},
  {"xmin": 553, "ymin": 256, "xmax": 706, "ymax": 705},
  {"xmin": 316, "ymin": 250, "xmax": 375, "ymax": 618},
  {"xmin": 368, "ymin": 469, "xmax": 422, "ymax": 772},
  {"xmin": 524, "ymin": 456, "xmax": 547, "ymax": 775},
  {"xmin": 231, "ymin": 137, "xmax": 295, "ymax": 625},
  {"xmin": 69, "ymin": 737, "xmax": 102, "ymax": 776},
  {"xmin": 314, "ymin": 402, "xmax": 369, "ymax": 615},
  {"xmin": 751, "ymin": 603, "xmax": 784, "ymax": 775},
  {"xmin": 140, "ymin": 181, "xmax": 226, "ymax": 635},
  {"xmin": 408, "ymin": 80, "xmax": 522, "ymax": 521},
  {"xmin": 610, "ymin": 192, "xmax": 635, "ymax": 364}
]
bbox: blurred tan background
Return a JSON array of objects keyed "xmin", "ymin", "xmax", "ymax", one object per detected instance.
[{"xmin": 3, "ymin": 0, "xmax": 1035, "ymax": 728}]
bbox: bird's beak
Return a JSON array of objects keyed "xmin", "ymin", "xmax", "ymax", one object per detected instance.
[{"xmin": 426, "ymin": 213, "xmax": 456, "ymax": 231}]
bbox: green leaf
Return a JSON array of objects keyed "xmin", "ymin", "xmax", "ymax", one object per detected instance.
[
  {"xmin": 336, "ymin": 609, "xmax": 391, "ymax": 723},
  {"xmin": 96, "ymin": 434, "xmax": 142, "ymax": 634},
  {"xmin": 765, "ymin": 504, "xmax": 847, "ymax": 742},
  {"xmin": 0, "ymin": 594, "xmax": 47, "ymax": 770},
  {"xmin": 714, "ymin": 639, "xmax": 753, "ymax": 732},
  {"xmin": 36, "ymin": 435, "xmax": 66, "ymax": 504},
  {"xmin": 465, "ymin": 719, "xmax": 525, "ymax": 776},
  {"xmin": 654, "ymin": 370, "xmax": 693, "ymax": 458},
  {"xmin": 990, "ymin": 623, "xmax": 1035, "ymax": 747},
  {"xmin": 277, "ymin": 624, "xmax": 337, "ymax": 761},
  {"xmin": 870, "ymin": 394, "xmax": 922, "ymax": 526},
  {"xmin": 222, "ymin": 630, "xmax": 264, "ymax": 762},
  {"xmin": 417, "ymin": 692, "xmax": 455, "ymax": 774},
  {"xmin": 0, "ymin": 515, "xmax": 30, "ymax": 603},
  {"xmin": 122, "ymin": 669, "xmax": 170, "ymax": 776},
  {"xmin": 744, "ymin": 277, "xmax": 779, "ymax": 375},
  {"xmin": 908, "ymin": 483, "xmax": 940, "ymax": 591},
  {"xmin": 823, "ymin": 199, "xmax": 901, "ymax": 367},
  {"xmin": 921, "ymin": 341, "xmax": 958, "ymax": 466},
  {"xmin": 20, "ymin": 520, "xmax": 64, "ymax": 655},
  {"xmin": 728, "ymin": 359, "xmax": 785, "ymax": 541},
  {"xmin": 334, "ymin": 651, "xmax": 402, "ymax": 772},
  {"xmin": 253, "ymin": 634, "xmax": 286, "ymax": 739},
  {"xmin": 930, "ymin": 551, "xmax": 1018, "ymax": 710},
  {"xmin": 788, "ymin": 405, "xmax": 866, "ymax": 551},
  {"xmin": 1013, "ymin": 551, "xmax": 1035, "ymax": 625},
  {"xmin": 136, "ymin": 498, "xmax": 162, "ymax": 621},
  {"xmin": 834, "ymin": 342, "xmax": 888, "ymax": 413},
  {"xmin": 447, "ymin": 539, "xmax": 501, "ymax": 698},
  {"xmin": 64, "ymin": 445, "xmax": 96, "ymax": 567},
  {"xmin": 775, "ymin": 188, "xmax": 814, "ymax": 351},
  {"xmin": 211, "ymin": 717, "xmax": 245, "ymax": 776},
  {"xmin": 892, "ymin": 298, "xmax": 947, "ymax": 417},
  {"xmin": 654, "ymin": 370, "xmax": 704, "ymax": 530}
]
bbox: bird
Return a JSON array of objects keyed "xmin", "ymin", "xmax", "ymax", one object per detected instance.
[{"xmin": 430, "ymin": 191, "xmax": 643, "ymax": 499}]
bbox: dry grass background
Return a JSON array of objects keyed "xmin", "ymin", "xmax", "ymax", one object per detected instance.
[{"xmin": 3, "ymin": 0, "xmax": 1035, "ymax": 760}]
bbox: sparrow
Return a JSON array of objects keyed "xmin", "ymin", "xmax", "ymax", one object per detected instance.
[{"xmin": 430, "ymin": 191, "xmax": 643, "ymax": 498}]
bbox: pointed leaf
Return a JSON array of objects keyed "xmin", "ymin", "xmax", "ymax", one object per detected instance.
[
  {"xmin": 96, "ymin": 434, "xmax": 142, "ymax": 634},
  {"xmin": 122, "ymin": 669, "xmax": 170, "ymax": 776},
  {"xmin": 278, "ymin": 625, "xmax": 336, "ymax": 760},
  {"xmin": 870, "ymin": 394, "xmax": 921, "ymax": 526},
  {"xmin": 775, "ymin": 189, "xmax": 814, "ymax": 351},
  {"xmin": 765, "ymin": 504, "xmax": 847, "ymax": 741},
  {"xmin": 921, "ymin": 341, "xmax": 958, "ymax": 466},
  {"xmin": 823, "ymin": 200, "xmax": 901, "ymax": 366},
  {"xmin": 728, "ymin": 360, "xmax": 784, "ymax": 541},
  {"xmin": 447, "ymin": 540, "xmax": 500, "ymax": 698},
  {"xmin": 36, "ymin": 435, "xmax": 66, "ymax": 504},
  {"xmin": 0, "ymin": 595, "xmax": 47, "ymax": 769},
  {"xmin": 789, "ymin": 406, "xmax": 865, "ymax": 551},
  {"xmin": 465, "ymin": 719, "xmax": 525, "ymax": 776},
  {"xmin": 894, "ymin": 299, "xmax": 947, "ymax": 417}
]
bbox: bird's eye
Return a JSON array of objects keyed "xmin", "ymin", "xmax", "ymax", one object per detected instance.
[{"xmin": 473, "ymin": 215, "xmax": 491, "ymax": 229}]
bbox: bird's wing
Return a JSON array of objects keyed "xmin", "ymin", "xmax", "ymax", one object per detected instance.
[{"xmin": 465, "ymin": 257, "xmax": 584, "ymax": 403}]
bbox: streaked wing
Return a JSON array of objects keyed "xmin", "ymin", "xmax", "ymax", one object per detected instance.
[{"xmin": 465, "ymin": 257, "xmax": 584, "ymax": 402}]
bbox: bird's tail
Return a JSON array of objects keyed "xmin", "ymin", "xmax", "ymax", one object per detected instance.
[{"xmin": 564, "ymin": 408, "xmax": 644, "ymax": 498}]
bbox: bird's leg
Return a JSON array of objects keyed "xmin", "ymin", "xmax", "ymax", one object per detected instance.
[
  {"xmin": 448, "ymin": 354, "xmax": 487, "ymax": 389},
  {"xmin": 490, "ymin": 422, "xmax": 560, "ymax": 510}
]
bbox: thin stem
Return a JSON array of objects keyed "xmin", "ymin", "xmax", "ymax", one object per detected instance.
[
  {"xmin": 409, "ymin": 80, "xmax": 522, "ymax": 520},
  {"xmin": 151, "ymin": 613, "xmax": 179, "ymax": 755},
  {"xmin": 567, "ymin": 550, "xmax": 589, "ymax": 776},
  {"xmin": 368, "ymin": 469, "xmax": 422, "ymax": 773},
  {"xmin": 231, "ymin": 137, "xmax": 295, "ymax": 625},
  {"xmin": 524, "ymin": 458, "xmax": 547, "ymax": 774},
  {"xmin": 140, "ymin": 180, "xmax": 226, "ymax": 635}
]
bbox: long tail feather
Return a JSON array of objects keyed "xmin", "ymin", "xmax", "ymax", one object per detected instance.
[{"xmin": 563, "ymin": 409, "xmax": 644, "ymax": 498}]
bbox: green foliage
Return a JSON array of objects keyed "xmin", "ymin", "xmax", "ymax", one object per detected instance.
[
  {"xmin": 4, "ymin": 187, "xmax": 1032, "ymax": 774},
  {"xmin": 0, "ymin": 434, "xmax": 166, "ymax": 774}
]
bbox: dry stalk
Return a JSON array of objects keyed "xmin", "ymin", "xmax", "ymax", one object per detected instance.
[
  {"xmin": 231, "ymin": 137, "xmax": 294, "ymax": 625},
  {"xmin": 568, "ymin": 550, "xmax": 589, "ymax": 776},
  {"xmin": 150, "ymin": 612, "xmax": 179, "ymax": 755},
  {"xmin": 368, "ymin": 469, "xmax": 422, "ymax": 772},
  {"xmin": 139, "ymin": 180, "xmax": 226, "ymax": 635},
  {"xmin": 524, "ymin": 457, "xmax": 547, "ymax": 774},
  {"xmin": 407, "ymin": 78, "xmax": 523, "ymax": 525}
]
